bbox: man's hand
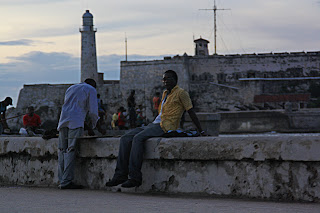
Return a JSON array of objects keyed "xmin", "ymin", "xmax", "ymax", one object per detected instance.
[{"xmin": 187, "ymin": 108, "xmax": 206, "ymax": 136}]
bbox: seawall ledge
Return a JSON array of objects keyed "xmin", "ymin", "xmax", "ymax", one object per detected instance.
[
  {"xmin": 1, "ymin": 135, "xmax": 320, "ymax": 202},
  {"xmin": 1, "ymin": 135, "xmax": 320, "ymax": 161}
]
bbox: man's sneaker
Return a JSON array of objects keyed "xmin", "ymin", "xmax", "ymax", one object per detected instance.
[
  {"xmin": 105, "ymin": 178, "xmax": 127, "ymax": 187},
  {"xmin": 121, "ymin": 179, "xmax": 141, "ymax": 188},
  {"xmin": 59, "ymin": 182, "xmax": 83, "ymax": 189}
]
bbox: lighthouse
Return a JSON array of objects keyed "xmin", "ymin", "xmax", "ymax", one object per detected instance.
[{"xmin": 80, "ymin": 10, "xmax": 98, "ymax": 83}]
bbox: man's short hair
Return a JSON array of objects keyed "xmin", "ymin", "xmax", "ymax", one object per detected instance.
[
  {"xmin": 84, "ymin": 78, "xmax": 97, "ymax": 88},
  {"xmin": 164, "ymin": 70, "xmax": 178, "ymax": 83},
  {"xmin": 4, "ymin": 97, "xmax": 12, "ymax": 105}
]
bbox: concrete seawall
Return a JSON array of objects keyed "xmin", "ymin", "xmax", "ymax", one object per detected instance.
[{"xmin": 1, "ymin": 135, "xmax": 320, "ymax": 202}]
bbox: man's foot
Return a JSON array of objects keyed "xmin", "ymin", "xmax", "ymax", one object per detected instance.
[
  {"xmin": 121, "ymin": 179, "xmax": 141, "ymax": 188},
  {"xmin": 105, "ymin": 178, "xmax": 128, "ymax": 187},
  {"xmin": 59, "ymin": 182, "xmax": 83, "ymax": 189}
]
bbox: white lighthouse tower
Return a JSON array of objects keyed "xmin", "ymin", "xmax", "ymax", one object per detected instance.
[{"xmin": 80, "ymin": 10, "xmax": 98, "ymax": 83}]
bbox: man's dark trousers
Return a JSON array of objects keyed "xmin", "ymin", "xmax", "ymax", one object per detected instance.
[{"xmin": 113, "ymin": 123, "xmax": 164, "ymax": 183}]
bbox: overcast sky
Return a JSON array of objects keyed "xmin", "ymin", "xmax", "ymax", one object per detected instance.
[{"xmin": 1, "ymin": 0, "xmax": 320, "ymax": 107}]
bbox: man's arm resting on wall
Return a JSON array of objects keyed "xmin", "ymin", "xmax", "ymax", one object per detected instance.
[{"xmin": 187, "ymin": 108, "xmax": 206, "ymax": 136}]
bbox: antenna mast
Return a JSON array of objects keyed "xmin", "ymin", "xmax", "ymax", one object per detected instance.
[
  {"xmin": 125, "ymin": 33, "xmax": 128, "ymax": 61},
  {"xmin": 199, "ymin": 0, "xmax": 230, "ymax": 54}
]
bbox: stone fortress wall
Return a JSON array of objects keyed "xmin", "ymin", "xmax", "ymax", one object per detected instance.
[
  {"xmin": 189, "ymin": 51, "xmax": 320, "ymax": 111},
  {"xmin": 5, "ymin": 10, "xmax": 320, "ymax": 132},
  {"xmin": 6, "ymin": 51, "xmax": 320, "ymax": 132},
  {"xmin": 120, "ymin": 51, "xmax": 320, "ymax": 121}
]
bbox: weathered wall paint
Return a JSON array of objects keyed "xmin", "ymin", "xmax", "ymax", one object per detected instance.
[{"xmin": 1, "ymin": 135, "xmax": 320, "ymax": 202}]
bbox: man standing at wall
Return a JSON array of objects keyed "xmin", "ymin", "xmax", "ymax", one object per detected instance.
[
  {"xmin": 0, "ymin": 97, "xmax": 13, "ymax": 134},
  {"xmin": 106, "ymin": 70, "xmax": 205, "ymax": 188},
  {"xmin": 127, "ymin": 90, "xmax": 136, "ymax": 128},
  {"xmin": 57, "ymin": 78, "xmax": 99, "ymax": 189}
]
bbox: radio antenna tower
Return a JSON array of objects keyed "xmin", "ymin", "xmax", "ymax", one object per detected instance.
[
  {"xmin": 199, "ymin": 0, "xmax": 230, "ymax": 54},
  {"xmin": 125, "ymin": 32, "xmax": 128, "ymax": 61}
]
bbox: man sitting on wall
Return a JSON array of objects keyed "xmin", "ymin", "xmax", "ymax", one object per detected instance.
[
  {"xmin": 106, "ymin": 70, "xmax": 206, "ymax": 188},
  {"xmin": 23, "ymin": 106, "xmax": 42, "ymax": 136}
]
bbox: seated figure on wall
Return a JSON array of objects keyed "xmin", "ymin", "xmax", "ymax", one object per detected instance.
[
  {"xmin": 23, "ymin": 106, "xmax": 43, "ymax": 136},
  {"xmin": 117, "ymin": 107, "xmax": 127, "ymax": 130},
  {"xmin": 105, "ymin": 70, "xmax": 206, "ymax": 188}
]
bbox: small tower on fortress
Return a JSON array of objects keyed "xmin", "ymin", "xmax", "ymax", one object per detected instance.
[
  {"xmin": 80, "ymin": 10, "xmax": 98, "ymax": 83},
  {"xmin": 194, "ymin": 38, "xmax": 210, "ymax": 56}
]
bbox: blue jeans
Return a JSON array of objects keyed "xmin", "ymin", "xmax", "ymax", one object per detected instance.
[
  {"xmin": 113, "ymin": 123, "xmax": 164, "ymax": 183},
  {"xmin": 58, "ymin": 127, "xmax": 83, "ymax": 187}
]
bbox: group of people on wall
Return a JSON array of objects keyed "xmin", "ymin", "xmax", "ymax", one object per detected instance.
[
  {"xmin": 110, "ymin": 90, "xmax": 161, "ymax": 131},
  {"xmin": 0, "ymin": 97, "xmax": 43, "ymax": 136},
  {"xmin": 1, "ymin": 88, "xmax": 167, "ymax": 136},
  {"xmin": 1, "ymin": 70, "xmax": 206, "ymax": 190},
  {"xmin": 57, "ymin": 69, "xmax": 206, "ymax": 189}
]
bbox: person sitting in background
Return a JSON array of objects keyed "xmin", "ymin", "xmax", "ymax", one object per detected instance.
[
  {"xmin": 111, "ymin": 109, "xmax": 120, "ymax": 130},
  {"xmin": 96, "ymin": 94, "xmax": 106, "ymax": 135},
  {"xmin": 136, "ymin": 105, "xmax": 145, "ymax": 127},
  {"xmin": 23, "ymin": 106, "xmax": 42, "ymax": 136},
  {"xmin": 117, "ymin": 107, "xmax": 127, "ymax": 130},
  {"xmin": 152, "ymin": 92, "xmax": 161, "ymax": 118}
]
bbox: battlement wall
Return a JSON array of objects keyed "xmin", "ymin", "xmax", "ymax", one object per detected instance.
[
  {"xmin": 17, "ymin": 84, "xmax": 72, "ymax": 110},
  {"xmin": 120, "ymin": 51, "xmax": 320, "ymax": 115}
]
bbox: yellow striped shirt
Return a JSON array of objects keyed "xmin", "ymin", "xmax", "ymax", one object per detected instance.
[{"xmin": 159, "ymin": 85, "xmax": 193, "ymax": 132}]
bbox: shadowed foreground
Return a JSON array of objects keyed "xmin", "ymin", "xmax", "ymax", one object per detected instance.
[{"xmin": 0, "ymin": 186, "xmax": 319, "ymax": 213}]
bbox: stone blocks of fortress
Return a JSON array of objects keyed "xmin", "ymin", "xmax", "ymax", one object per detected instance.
[
  {"xmin": 7, "ymin": 51, "xmax": 320, "ymax": 132},
  {"xmin": 1, "ymin": 135, "xmax": 320, "ymax": 202},
  {"xmin": 120, "ymin": 51, "xmax": 320, "ymax": 116}
]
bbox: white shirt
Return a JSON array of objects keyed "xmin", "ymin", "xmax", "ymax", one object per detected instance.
[
  {"xmin": 57, "ymin": 83, "xmax": 99, "ymax": 130},
  {"xmin": 153, "ymin": 93, "xmax": 168, "ymax": 124}
]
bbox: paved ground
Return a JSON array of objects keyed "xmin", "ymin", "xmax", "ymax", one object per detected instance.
[{"xmin": 0, "ymin": 186, "xmax": 319, "ymax": 213}]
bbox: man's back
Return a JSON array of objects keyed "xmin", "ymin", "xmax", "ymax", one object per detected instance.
[{"xmin": 58, "ymin": 83, "xmax": 98, "ymax": 130}]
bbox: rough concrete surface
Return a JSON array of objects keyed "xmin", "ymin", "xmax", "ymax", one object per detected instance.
[
  {"xmin": 1, "ymin": 134, "xmax": 320, "ymax": 202},
  {"xmin": 0, "ymin": 186, "xmax": 319, "ymax": 213}
]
